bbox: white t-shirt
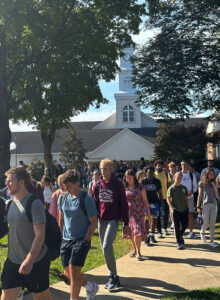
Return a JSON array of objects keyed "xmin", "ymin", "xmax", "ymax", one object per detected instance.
[
  {"xmin": 43, "ymin": 186, "xmax": 53, "ymax": 203},
  {"xmin": 181, "ymin": 171, "xmax": 197, "ymax": 194}
]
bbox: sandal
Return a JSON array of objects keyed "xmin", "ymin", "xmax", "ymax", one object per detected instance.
[
  {"xmin": 129, "ymin": 251, "xmax": 136, "ymax": 257},
  {"xmin": 136, "ymin": 254, "xmax": 144, "ymax": 261}
]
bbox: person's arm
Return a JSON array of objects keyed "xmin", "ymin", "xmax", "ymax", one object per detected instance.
[
  {"xmin": 18, "ymin": 223, "xmax": 45, "ymax": 275},
  {"xmin": 84, "ymin": 215, "xmax": 98, "ymax": 242},
  {"xmin": 167, "ymin": 196, "xmax": 174, "ymax": 211},
  {"xmin": 197, "ymin": 186, "xmax": 203, "ymax": 214},
  {"xmin": 141, "ymin": 188, "xmax": 152, "ymax": 225},
  {"xmin": 167, "ymin": 173, "xmax": 172, "ymax": 188},
  {"xmin": 58, "ymin": 209, "xmax": 64, "ymax": 236},
  {"xmin": 192, "ymin": 174, "xmax": 197, "ymax": 193},
  {"xmin": 211, "ymin": 181, "xmax": 219, "ymax": 199}
]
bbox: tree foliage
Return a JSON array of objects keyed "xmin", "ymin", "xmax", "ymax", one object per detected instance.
[
  {"xmin": 0, "ymin": 0, "xmax": 145, "ymax": 185},
  {"xmin": 154, "ymin": 123, "xmax": 220, "ymax": 162},
  {"xmin": 60, "ymin": 128, "xmax": 86, "ymax": 169},
  {"xmin": 28, "ymin": 159, "xmax": 45, "ymax": 182},
  {"xmin": 133, "ymin": 0, "xmax": 220, "ymax": 120}
]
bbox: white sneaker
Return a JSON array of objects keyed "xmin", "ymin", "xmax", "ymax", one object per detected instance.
[
  {"xmin": 188, "ymin": 232, "xmax": 196, "ymax": 239},
  {"xmin": 17, "ymin": 290, "xmax": 24, "ymax": 300},
  {"xmin": 158, "ymin": 233, "xmax": 163, "ymax": 238},
  {"xmin": 170, "ymin": 223, "xmax": 174, "ymax": 229},
  {"xmin": 210, "ymin": 241, "xmax": 218, "ymax": 248},
  {"xmin": 200, "ymin": 233, "xmax": 207, "ymax": 243},
  {"xmin": 86, "ymin": 282, "xmax": 99, "ymax": 300},
  {"xmin": 163, "ymin": 229, "xmax": 169, "ymax": 235}
]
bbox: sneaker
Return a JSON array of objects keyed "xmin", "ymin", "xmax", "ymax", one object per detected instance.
[
  {"xmin": 200, "ymin": 233, "xmax": 207, "ymax": 243},
  {"xmin": 210, "ymin": 241, "xmax": 218, "ymax": 248},
  {"xmin": 158, "ymin": 233, "xmax": 163, "ymax": 238},
  {"xmin": 144, "ymin": 236, "xmax": 151, "ymax": 246},
  {"xmin": 177, "ymin": 243, "xmax": 184, "ymax": 250},
  {"xmin": 163, "ymin": 229, "xmax": 169, "ymax": 236},
  {"xmin": 86, "ymin": 283, "xmax": 99, "ymax": 300},
  {"xmin": 107, "ymin": 275, "xmax": 120, "ymax": 291},
  {"xmin": 17, "ymin": 290, "xmax": 24, "ymax": 300},
  {"xmin": 150, "ymin": 235, "xmax": 158, "ymax": 243},
  {"xmin": 180, "ymin": 236, "xmax": 185, "ymax": 245},
  {"xmin": 170, "ymin": 223, "xmax": 174, "ymax": 229},
  {"xmin": 188, "ymin": 232, "xmax": 196, "ymax": 239}
]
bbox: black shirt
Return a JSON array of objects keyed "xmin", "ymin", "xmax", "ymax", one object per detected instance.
[{"xmin": 141, "ymin": 177, "xmax": 161, "ymax": 204}]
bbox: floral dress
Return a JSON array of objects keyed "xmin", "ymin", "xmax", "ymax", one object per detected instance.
[{"xmin": 123, "ymin": 185, "xmax": 146, "ymax": 239}]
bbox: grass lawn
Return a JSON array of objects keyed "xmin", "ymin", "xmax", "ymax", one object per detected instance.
[{"xmin": 0, "ymin": 222, "xmax": 131, "ymax": 290}]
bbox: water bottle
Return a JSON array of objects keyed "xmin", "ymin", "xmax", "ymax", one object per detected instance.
[{"xmin": 197, "ymin": 214, "xmax": 203, "ymax": 225}]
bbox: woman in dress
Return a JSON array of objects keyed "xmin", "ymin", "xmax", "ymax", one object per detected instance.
[
  {"xmin": 123, "ymin": 169, "xmax": 151, "ymax": 260},
  {"xmin": 197, "ymin": 167, "xmax": 219, "ymax": 248}
]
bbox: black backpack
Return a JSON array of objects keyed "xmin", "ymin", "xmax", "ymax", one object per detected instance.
[
  {"xmin": 0, "ymin": 196, "xmax": 9, "ymax": 239},
  {"xmin": 25, "ymin": 195, "xmax": 62, "ymax": 261}
]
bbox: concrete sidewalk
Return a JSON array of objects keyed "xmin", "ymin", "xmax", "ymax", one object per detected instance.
[{"xmin": 25, "ymin": 228, "xmax": 220, "ymax": 299}]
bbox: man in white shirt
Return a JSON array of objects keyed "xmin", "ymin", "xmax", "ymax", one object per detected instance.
[{"xmin": 180, "ymin": 161, "xmax": 197, "ymax": 239}]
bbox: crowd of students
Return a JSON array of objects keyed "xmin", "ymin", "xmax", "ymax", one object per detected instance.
[{"xmin": 0, "ymin": 158, "xmax": 219, "ymax": 300}]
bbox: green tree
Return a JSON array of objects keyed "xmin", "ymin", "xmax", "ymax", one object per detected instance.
[
  {"xmin": 154, "ymin": 123, "xmax": 219, "ymax": 162},
  {"xmin": 0, "ymin": 0, "xmax": 145, "ymax": 186},
  {"xmin": 133, "ymin": 0, "xmax": 220, "ymax": 120},
  {"xmin": 28, "ymin": 159, "xmax": 45, "ymax": 182},
  {"xmin": 60, "ymin": 128, "xmax": 86, "ymax": 169}
]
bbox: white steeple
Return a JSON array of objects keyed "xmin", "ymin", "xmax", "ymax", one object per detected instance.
[{"xmin": 115, "ymin": 47, "xmax": 141, "ymax": 129}]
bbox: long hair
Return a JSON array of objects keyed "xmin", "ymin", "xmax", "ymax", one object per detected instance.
[
  {"xmin": 200, "ymin": 167, "xmax": 214, "ymax": 188},
  {"xmin": 123, "ymin": 169, "xmax": 139, "ymax": 188}
]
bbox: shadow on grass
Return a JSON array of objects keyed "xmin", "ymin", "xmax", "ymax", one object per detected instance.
[{"xmin": 162, "ymin": 287, "xmax": 220, "ymax": 300}]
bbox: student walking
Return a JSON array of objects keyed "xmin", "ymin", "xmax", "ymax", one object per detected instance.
[
  {"xmin": 197, "ymin": 168, "xmax": 219, "ymax": 248},
  {"xmin": 58, "ymin": 170, "xmax": 98, "ymax": 300},
  {"xmin": 1, "ymin": 167, "xmax": 53, "ymax": 300},
  {"xmin": 123, "ymin": 169, "xmax": 151, "ymax": 261},
  {"xmin": 167, "ymin": 172, "xmax": 189, "ymax": 250},
  {"xmin": 92, "ymin": 159, "xmax": 130, "ymax": 291}
]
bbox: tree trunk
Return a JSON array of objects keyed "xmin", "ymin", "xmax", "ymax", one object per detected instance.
[
  {"xmin": 0, "ymin": 28, "xmax": 11, "ymax": 187},
  {"xmin": 41, "ymin": 124, "xmax": 56, "ymax": 179}
]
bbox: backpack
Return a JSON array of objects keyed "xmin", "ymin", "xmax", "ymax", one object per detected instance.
[
  {"xmin": 16, "ymin": 195, "xmax": 62, "ymax": 261},
  {"xmin": 0, "ymin": 196, "xmax": 9, "ymax": 239},
  {"xmin": 61, "ymin": 190, "xmax": 88, "ymax": 219}
]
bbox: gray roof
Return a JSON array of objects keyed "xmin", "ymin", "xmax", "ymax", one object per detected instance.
[
  {"xmin": 11, "ymin": 121, "xmax": 157, "ymax": 154},
  {"xmin": 11, "ymin": 118, "xmax": 207, "ymax": 155}
]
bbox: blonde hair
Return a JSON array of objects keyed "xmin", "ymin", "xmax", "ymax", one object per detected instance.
[
  {"xmin": 137, "ymin": 170, "xmax": 144, "ymax": 182},
  {"xmin": 168, "ymin": 162, "xmax": 176, "ymax": 168},
  {"xmin": 57, "ymin": 174, "xmax": 65, "ymax": 186},
  {"xmin": 100, "ymin": 159, "xmax": 114, "ymax": 173}
]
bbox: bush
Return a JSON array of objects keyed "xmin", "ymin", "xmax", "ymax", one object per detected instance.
[{"xmin": 28, "ymin": 159, "xmax": 45, "ymax": 181}]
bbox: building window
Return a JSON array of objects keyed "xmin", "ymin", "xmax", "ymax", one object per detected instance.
[
  {"xmin": 123, "ymin": 77, "xmax": 132, "ymax": 90},
  {"xmin": 123, "ymin": 105, "xmax": 134, "ymax": 122}
]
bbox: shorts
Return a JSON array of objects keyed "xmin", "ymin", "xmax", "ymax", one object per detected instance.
[
  {"xmin": 188, "ymin": 196, "xmax": 194, "ymax": 213},
  {"xmin": 60, "ymin": 238, "xmax": 91, "ymax": 268},
  {"xmin": 1, "ymin": 252, "xmax": 50, "ymax": 293},
  {"xmin": 149, "ymin": 202, "xmax": 160, "ymax": 218}
]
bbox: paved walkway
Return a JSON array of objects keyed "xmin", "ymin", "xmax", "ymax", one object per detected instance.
[{"xmin": 25, "ymin": 228, "xmax": 220, "ymax": 299}]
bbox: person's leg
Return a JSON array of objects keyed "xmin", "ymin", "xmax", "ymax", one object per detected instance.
[
  {"xmin": 163, "ymin": 200, "xmax": 170, "ymax": 230},
  {"xmin": 69, "ymin": 265, "xmax": 87, "ymax": 300},
  {"xmin": 188, "ymin": 196, "xmax": 194, "ymax": 235},
  {"xmin": 179, "ymin": 210, "xmax": 188, "ymax": 244},
  {"xmin": 157, "ymin": 210, "xmax": 162, "ymax": 236},
  {"xmin": 130, "ymin": 235, "xmax": 137, "ymax": 255},
  {"xmin": 99, "ymin": 220, "xmax": 118, "ymax": 276},
  {"xmin": 1, "ymin": 288, "xmax": 21, "ymax": 300},
  {"xmin": 173, "ymin": 210, "xmax": 181, "ymax": 244},
  {"xmin": 209, "ymin": 204, "xmax": 218, "ymax": 242},
  {"xmin": 32, "ymin": 289, "xmax": 54, "ymax": 300},
  {"xmin": 134, "ymin": 235, "xmax": 142, "ymax": 256},
  {"xmin": 201, "ymin": 204, "xmax": 210, "ymax": 236}
]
